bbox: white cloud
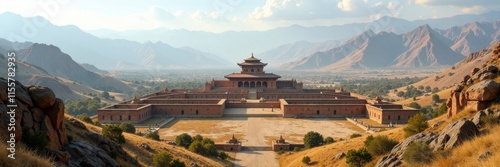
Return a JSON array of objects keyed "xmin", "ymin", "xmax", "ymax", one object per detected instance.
[
  {"xmin": 147, "ymin": 6, "xmax": 175, "ymax": 21},
  {"xmin": 415, "ymin": 0, "xmax": 500, "ymax": 7}
]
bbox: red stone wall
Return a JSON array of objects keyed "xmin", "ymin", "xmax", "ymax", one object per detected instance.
[
  {"xmin": 215, "ymin": 143, "xmax": 241, "ymax": 151},
  {"xmin": 366, "ymin": 105, "xmax": 419, "ymax": 124},
  {"xmin": 152, "ymin": 104, "xmax": 224, "ymax": 117},
  {"xmin": 282, "ymin": 104, "xmax": 366, "ymax": 117},
  {"xmin": 98, "ymin": 105, "xmax": 152, "ymax": 124}
]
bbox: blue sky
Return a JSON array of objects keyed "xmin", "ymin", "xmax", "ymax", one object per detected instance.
[{"xmin": 1, "ymin": 0, "xmax": 499, "ymax": 32}]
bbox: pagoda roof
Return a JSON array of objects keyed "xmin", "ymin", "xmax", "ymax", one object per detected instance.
[
  {"xmin": 237, "ymin": 62, "xmax": 268, "ymax": 66},
  {"xmin": 225, "ymin": 73, "xmax": 281, "ymax": 79}
]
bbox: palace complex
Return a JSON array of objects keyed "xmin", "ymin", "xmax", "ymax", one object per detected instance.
[{"xmin": 97, "ymin": 54, "xmax": 418, "ymax": 124}]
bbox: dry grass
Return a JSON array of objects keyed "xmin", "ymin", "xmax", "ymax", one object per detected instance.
[
  {"xmin": 0, "ymin": 140, "xmax": 54, "ymax": 167},
  {"xmin": 395, "ymin": 87, "xmax": 452, "ymax": 107},
  {"xmin": 430, "ymin": 125, "xmax": 500, "ymax": 167},
  {"xmin": 279, "ymin": 127, "xmax": 405, "ymax": 167}
]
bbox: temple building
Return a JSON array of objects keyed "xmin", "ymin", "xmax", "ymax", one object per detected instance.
[{"xmin": 98, "ymin": 54, "xmax": 418, "ymax": 124}]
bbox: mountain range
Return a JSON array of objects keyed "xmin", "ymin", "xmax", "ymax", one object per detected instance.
[
  {"xmin": 0, "ymin": 12, "xmax": 230, "ymax": 69},
  {"xmin": 89, "ymin": 11, "xmax": 500, "ymax": 63},
  {"xmin": 277, "ymin": 21, "xmax": 500, "ymax": 71}
]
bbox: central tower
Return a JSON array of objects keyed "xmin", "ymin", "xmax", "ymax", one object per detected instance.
[{"xmin": 224, "ymin": 53, "xmax": 281, "ymax": 89}]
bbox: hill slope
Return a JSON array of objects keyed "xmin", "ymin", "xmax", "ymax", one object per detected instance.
[{"xmin": 16, "ymin": 43, "xmax": 133, "ymax": 93}]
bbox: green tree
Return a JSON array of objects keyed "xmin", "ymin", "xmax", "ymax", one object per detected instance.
[
  {"xmin": 418, "ymin": 85, "xmax": 424, "ymax": 90},
  {"xmin": 102, "ymin": 124, "xmax": 125, "ymax": 143},
  {"xmin": 102, "ymin": 90, "xmax": 110, "ymax": 99},
  {"xmin": 396, "ymin": 91, "xmax": 405, "ymax": 97},
  {"xmin": 188, "ymin": 141, "xmax": 204, "ymax": 154},
  {"xmin": 302, "ymin": 156, "xmax": 311, "ymax": 164},
  {"xmin": 170, "ymin": 159, "xmax": 186, "ymax": 167},
  {"xmin": 431, "ymin": 94, "xmax": 440, "ymax": 102},
  {"xmin": 432, "ymin": 87, "xmax": 439, "ymax": 93},
  {"xmin": 324, "ymin": 136, "xmax": 335, "ymax": 144},
  {"xmin": 425, "ymin": 86, "xmax": 431, "ymax": 92},
  {"xmin": 218, "ymin": 151, "xmax": 229, "ymax": 160},
  {"xmin": 364, "ymin": 135, "xmax": 398, "ymax": 156},
  {"xmin": 432, "ymin": 103, "xmax": 447, "ymax": 118},
  {"xmin": 119, "ymin": 122, "xmax": 136, "ymax": 134},
  {"xmin": 346, "ymin": 148, "xmax": 372, "ymax": 167},
  {"xmin": 192, "ymin": 134, "xmax": 203, "ymax": 142},
  {"xmin": 175, "ymin": 133, "xmax": 193, "ymax": 148},
  {"xmin": 403, "ymin": 113, "xmax": 429, "ymax": 137},
  {"xmin": 153, "ymin": 151, "xmax": 173, "ymax": 167},
  {"xmin": 408, "ymin": 102, "xmax": 421, "ymax": 109},
  {"xmin": 77, "ymin": 114, "xmax": 93, "ymax": 123},
  {"xmin": 403, "ymin": 141, "xmax": 434, "ymax": 165},
  {"xmin": 146, "ymin": 131, "xmax": 160, "ymax": 141},
  {"xmin": 350, "ymin": 133, "xmax": 362, "ymax": 139},
  {"xmin": 303, "ymin": 131, "xmax": 324, "ymax": 148}
]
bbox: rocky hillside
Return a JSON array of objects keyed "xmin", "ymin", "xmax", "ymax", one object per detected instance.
[{"xmin": 0, "ymin": 79, "xmax": 227, "ymax": 166}]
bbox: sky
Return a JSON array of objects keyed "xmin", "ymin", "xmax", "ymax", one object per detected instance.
[{"xmin": 1, "ymin": 0, "xmax": 500, "ymax": 33}]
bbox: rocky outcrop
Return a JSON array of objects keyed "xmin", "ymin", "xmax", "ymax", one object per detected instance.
[
  {"xmin": 79, "ymin": 132, "xmax": 139, "ymax": 166},
  {"xmin": 464, "ymin": 80, "xmax": 500, "ymax": 101},
  {"xmin": 0, "ymin": 77, "xmax": 68, "ymax": 150},
  {"xmin": 471, "ymin": 108, "xmax": 499, "ymax": 128},
  {"xmin": 447, "ymin": 44, "xmax": 500, "ymax": 117},
  {"xmin": 376, "ymin": 119, "xmax": 479, "ymax": 167},
  {"xmin": 377, "ymin": 132, "xmax": 438, "ymax": 167},
  {"xmin": 62, "ymin": 140, "xmax": 119, "ymax": 167},
  {"xmin": 430, "ymin": 118, "xmax": 479, "ymax": 151}
]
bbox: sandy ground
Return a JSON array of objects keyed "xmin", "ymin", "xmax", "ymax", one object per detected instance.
[{"xmin": 157, "ymin": 117, "xmax": 365, "ymax": 167}]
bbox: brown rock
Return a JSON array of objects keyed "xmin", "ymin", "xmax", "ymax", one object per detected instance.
[
  {"xmin": 33, "ymin": 122, "xmax": 41, "ymax": 133},
  {"xmin": 28, "ymin": 86, "xmax": 56, "ymax": 109},
  {"xmin": 42, "ymin": 116, "xmax": 61, "ymax": 150},
  {"xmin": 471, "ymin": 68, "xmax": 480, "ymax": 76},
  {"xmin": 0, "ymin": 100, "xmax": 9, "ymax": 138},
  {"xmin": 485, "ymin": 66, "xmax": 499, "ymax": 73},
  {"xmin": 44, "ymin": 98, "xmax": 65, "ymax": 129},
  {"xmin": 430, "ymin": 118, "xmax": 479, "ymax": 151},
  {"xmin": 479, "ymin": 72, "xmax": 497, "ymax": 80},
  {"xmin": 376, "ymin": 132, "xmax": 438, "ymax": 167},
  {"xmin": 48, "ymin": 149, "xmax": 71, "ymax": 165},
  {"xmin": 22, "ymin": 110, "xmax": 34, "ymax": 129},
  {"xmin": 14, "ymin": 80, "xmax": 33, "ymax": 107},
  {"xmin": 465, "ymin": 80, "xmax": 500, "ymax": 101},
  {"xmin": 69, "ymin": 118, "xmax": 87, "ymax": 130},
  {"xmin": 467, "ymin": 101, "xmax": 489, "ymax": 111},
  {"xmin": 58, "ymin": 123, "xmax": 68, "ymax": 146},
  {"xmin": 462, "ymin": 75, "xmax": 471, "ymax": 84},
  {"xmin": 453, "ymin": 84, "xmax": 464, "ymax": 92},
  {"xmin": 31, "ymin": 107, "xmax": 44, "ymax": 123}
]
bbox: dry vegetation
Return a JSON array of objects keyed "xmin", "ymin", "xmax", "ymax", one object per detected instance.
[
  {"xmin": 395, "ymin": 87, "xmax": 452, "ymax": 107},
  {"xmin": 0, "ymin": 140, "xmax": 54, "ymax": 167},
  {"xmin": 279, "ymin": 103, "xmax": 499, "ymax": 167},
  {"xmin": 68, "ymin": 115, "xmax": 231, "ymax": 167}
]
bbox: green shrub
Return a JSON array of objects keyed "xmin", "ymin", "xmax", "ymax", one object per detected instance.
[
  {"xmin": 21, "ymin": 126, "xmax": 48, "ymax": 154},
  {"xmin": 364, "ymin": 135, "xmax": 398, "ymax": 156},
  {"xmin": 153, "ymin": 151, "xmax": 173, "ymax": 167},
  {"xmin": 302, "ymin": 156, "xmax": 311, "ymax": 164},
  {"xmin": 346, "ymin": 148, "xmax": 372, "ymax": 167},
  {"xmin": 293, "ymin": 147, "xmax": 301, "ymax": 152},
  {"xmin": 408, "ymin": 102, "xmax": 421, "ymax": 109},
  {"xmin": 481, "ymin": 114, "xmax": 499, "ymax": 126},
  {"xmin": 192, "ymin": 134, "xmax": 203, "ymax": 142},
  {"xmin": 403, "ymin": 113, "xmax": 428, "ymax": 138},
  {"xmin": 175, "ymin": 133, "xmax": 193, "ymax": 148},
  {"xmin": 403, "ymin": 141, "xmax": 434, "ymax": 165},
  {"xmin": 188, "ymin": 141, "xmax": 204, "ymax": 154},
  {"xmin": 93, "ymin": 120, "xmax": 102, "ymax": 126},
  {"xmin": 102, "ymin": 124, "xmax": 125, "ymax": 143},
  {"xmin": 350, "ymin": 133, "xmax": 362, "ymax": 139},
  {"xmin": 303, "ymin": 131, "xmax": 324, "ymax": 148},
  {"xmin": 324, "ymin": 136, "xmax": 335, "ymax": 144},
  {"xmin": 77, "ymin": 114, "xmax": 93, "ymax": 123},
  {"xmin": 146, "ymin": 131, "xmax": 160, "ymax": 141},
  {"xmin": 218, "ymin": 151, "xmax": 229, "ymax": 160},
  {"xmin": 170, "ymin": 159, "xmax": 186, "ymax": 167},
  {"xmin": 119, "ymin": 122, "xmax": 136, "ymax": 134}
]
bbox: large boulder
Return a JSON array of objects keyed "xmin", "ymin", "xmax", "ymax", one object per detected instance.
[
  {"xmin": 465, "ymin": 80, "xmax": 500, "ymax": 101},
  {"xmin": 62, "ymin": 141, "xmax": 119, "ymax": 167},
  {"xmin": 430, "ymin": 118, "xmax": 479, "ymax": 151},
  {"xmin": 376, "ymin": 132, "xmax": 438, "ymax": 167},
  {"xmin": 28, "ymin": 86, "xmax": 56, "ymax": 109},
  {"xmin": 69, "ymin": 118, "xmax": 87, "ymax": 130},
  {"xmin": 79, "ymin": 132, "xmax": 139, "ymax": 166}
]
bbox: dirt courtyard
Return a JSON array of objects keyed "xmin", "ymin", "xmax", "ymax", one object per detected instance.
[{"xmin": 158, "ymin": 117, "xmax": 365, "ymax": 145}]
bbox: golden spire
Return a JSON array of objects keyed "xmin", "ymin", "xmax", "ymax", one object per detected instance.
[{"xmin": 251, "ymin": 52, "xmax": 254, "ymax": 58}]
